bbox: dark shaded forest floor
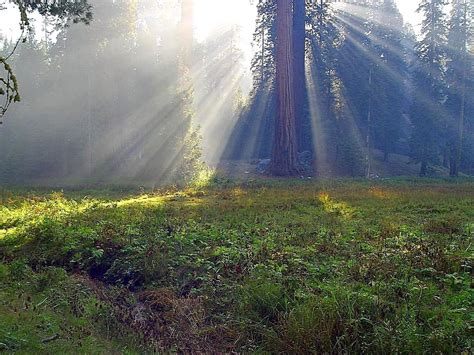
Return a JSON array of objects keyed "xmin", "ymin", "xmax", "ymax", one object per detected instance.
[
  {"xmin": 217, "ymin": 150, "xmax": 448, "ymax": 179},
  {"xmin": 0, "ymin": 178, "xmax": 473, "ymax": 353}
]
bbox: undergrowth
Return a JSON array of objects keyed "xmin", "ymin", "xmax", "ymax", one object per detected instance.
[{"xmin": 0, "ymin": 179, "xmax": 473, "ymax": 353}]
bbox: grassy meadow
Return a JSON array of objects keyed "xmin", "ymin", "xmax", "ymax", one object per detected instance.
[{"xmin": 0, "ymin": 178, "xmax": 473, "ymax": 353}]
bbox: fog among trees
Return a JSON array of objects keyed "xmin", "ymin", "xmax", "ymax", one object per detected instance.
[
  {"xmin": 1, "ymin": 0, "xmax": 473, "ymax": 183},
  {"xmin": 1, "ymin": 1, "xmax": 473, "ymax": 353}
]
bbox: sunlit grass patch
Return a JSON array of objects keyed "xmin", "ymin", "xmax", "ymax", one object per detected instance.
[
  {"xmin": 116, "ymin": 195, "xmax": 165, "ymax": 208},
  {"xmin": 368, "ymin": 186, "xmax": 400, "ymax": 199},
  {"xmin": 0, "ymin": 227, "xmax": 18, "ymax": 240},
  {"xmin": 318, "ymin": 191, "xmax": 355, "ymax": 218}
]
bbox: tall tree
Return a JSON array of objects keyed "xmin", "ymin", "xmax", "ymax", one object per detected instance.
[
  {"xmin": 307, "ymin": 0, "xmax": 349, "ymax": 175},
  {"xmin": 410, "ymin": 0, "xmax": 448, "ymax": 176},
  {"xmin": 332, "ymin": 1, "xmax": 381, "ymax": 176},
  {"xmin": 270, "ymin": 0, "xmax": 299, "ymax": 175},
  {"xmin": 446, "ymin": 0, "xmax": 472, "ymax": 176},
  {"xmin": 372, "ymin": 0, "xmax": 406, "ymax": 163},
  {"xmin": 250, "ymin": 0, "xmax": 276, "ymax": 90},
  {"xmin": 173, "ymin": 0, "xmax": 204, "ymax": 183}
]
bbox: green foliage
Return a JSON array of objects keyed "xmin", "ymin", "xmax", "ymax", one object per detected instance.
[
  {"xmin": 177, "ymin": 125, "xmax": 206, "ymax": 185},
  {"xmin": 0, "ymin": 262, "xmax": 144, "ymax": 353},
  {"xmin": 409, "ymin": 0, "xmax": 453, "ymax": 176},
  {"xmin": 335, "ymin": 133, "xmax": 366, "ymax": 177},
  {"xmin": 0, "ymin": 179, "xmax": 473, "ymax": 352},
  {"xmin": 0, "ymin": 57, "xmax": 21, "ymax": 121},
  {"xmin": 241, "ymin": 280, "xmax": 288, "ymax": 323}
]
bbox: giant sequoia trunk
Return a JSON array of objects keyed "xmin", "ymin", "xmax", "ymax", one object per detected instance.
[{"xmin": 270, "ymin": 0, "xmax": 299, "ymax": 176}]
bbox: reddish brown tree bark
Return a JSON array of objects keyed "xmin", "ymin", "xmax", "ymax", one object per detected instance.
[{"xmin": 270, "ymin": 0, "xmax": 299, "ymax": 176}]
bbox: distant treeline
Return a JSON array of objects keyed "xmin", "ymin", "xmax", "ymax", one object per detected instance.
[
  {"xmin": 0, "ymin": 0, "xmax": 473, "ymax": 184},
  {"xmin": 0, "ymin": 0, "xmax": 235, "ymax": 184}
]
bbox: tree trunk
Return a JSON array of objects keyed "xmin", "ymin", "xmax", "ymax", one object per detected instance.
[
  {"xmin": 449, "ymin": 144, "xmax": 457, "ymax": 176},
  {"xmin": 442, "ymin": 144, "xmax": 449, "ymax": 168},
  {"xmin": 420, "ymin": 159, "xmax": 427, "ymax": 177},
  {"xmin": 453, "ymin": 49, "xmax": 467, "ymax": 177},
  {"xmin": 365, "ymin": 65, "xmax": 373, "ymax": 179},
  {"xmin": 270, "ymin": 0, "xmax": 299, "ymax": 176},
  {"xmin": 261, "ymin": 26, "xmax": 265, "ymax": 86},
  {"xmin": 293, "ymin": 0, "xmax": 306, "ymax": 151},
  {"xmin": 449, "ymin": 1, "xmax": 469, "ymax": 177},
  {"xmin": 87, "ymin": 72, "xmax": 93, "ymax": 178}
]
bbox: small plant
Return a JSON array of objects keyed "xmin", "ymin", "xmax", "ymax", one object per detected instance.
[
  {"xmin": 178, "ymin": 125, "xmax": 206, "ymax": 185},
  {"xmin": 423, "ymin": 217, "xmax": 462, "ymax": 234},
  {"xmin": 241, "ymin": 279, "xmax": 288, "ymax": 323},
  {"xmin": 0, "ymin": 263, "xmax": 8, "ymax": 282}
]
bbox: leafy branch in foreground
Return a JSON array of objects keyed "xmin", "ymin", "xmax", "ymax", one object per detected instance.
[
  {"xmin": 0, "ymin": 58, "xmax": 21, "ymax": 123},
  {"xmin": 0, "ymin": 0, "xmax": 92, "ymax": 123},
  {"xmin": 0, "ymin": 1, "xmax": 29, "ymax": 123}
]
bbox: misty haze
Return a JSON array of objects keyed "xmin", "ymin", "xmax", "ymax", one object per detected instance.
[{"xmin": 0, "ymin": 0, "xmax": 472, "ymax": 353}]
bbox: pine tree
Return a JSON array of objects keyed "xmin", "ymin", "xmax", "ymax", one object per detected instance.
[
  {"xmin": 223, "ymin": 0, "xmax": 276, "ymax": 161},
  {"xmin": 371, "ymin": 0, "xmax": 406, "ymax": 163},
  {"xmin": 332, "ymin": 0, "xmax": 380, "ymax": 176},
  {"xmin": 446, "ymin": 0, "xmax": 472, "ymax": 176},
  {"xmin": 410, "ymin": 0, "xmax": 448, "ymax": 176},
  {"xmin": 307, "ymin": 0, "xmax": 346, "ymax": 175}
]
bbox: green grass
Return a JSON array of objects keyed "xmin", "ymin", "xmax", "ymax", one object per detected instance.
[{"xmin": 0, "ymin": 178, "xmax": 473, "ymax": 353}]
